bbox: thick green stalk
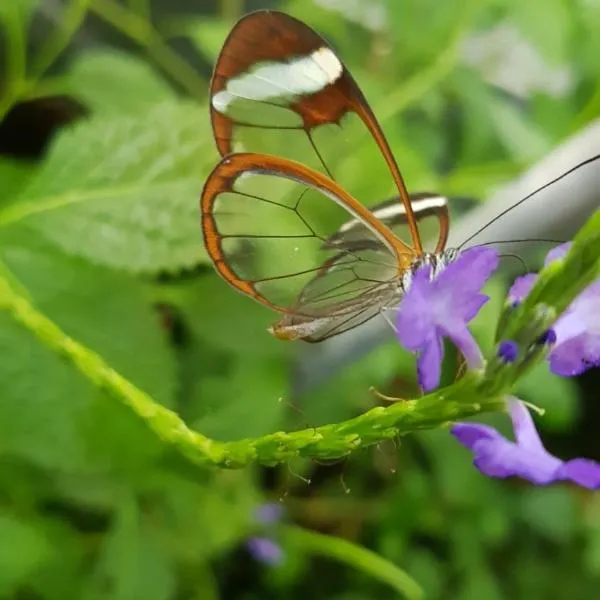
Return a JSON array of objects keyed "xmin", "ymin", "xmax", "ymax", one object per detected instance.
[
  {"xmin": 283, "ymin": 525, "xmax": 424, "ymax": 599},
  {"xmin": 0, "ymin": 210, "xmax": 599, "ymax": 471}
]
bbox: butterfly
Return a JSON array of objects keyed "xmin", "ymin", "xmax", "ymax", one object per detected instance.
[{"xmin": 201, "ymin": 10, "xmax": 458, "ymax": 343}]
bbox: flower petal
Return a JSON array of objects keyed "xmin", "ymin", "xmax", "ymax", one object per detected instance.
[
  {"xmin": 471, "ymin": 435, "xmax": 562, "ymax": 484},
  {"xmin": 436, "ymin": 247, "xmax": 499, "ymax": 303},
  {"xmin": 451, "ymin": 422, "xmax": 505, "ymax": 447},
  {"xmin": 441, "ymin": 320, "xmax": 484, "ymax": 370},
  {"xmin": 507, "ymin": 273, "xmax": 537, "ymax": 304},
  {"xmin": 557, "ymin": 459, "xmax": 600, "ymax": 489},
  {"xmin": 396, "ymin": 247, "xmax": 499, "ymax": 391},
  {"xmin": 396, "ymin": 267, "xmax": 435, "ymax": 351},
  {"xmin": 545, "ymin": 242, "xmax": 571, "ymax": 265},
  {"xmin": 549, "ymin": 333, "xmax": 600, "ymax": 376},
  {"xmin": 450, "ymin": 399, "xmax": 600, "ymax": 487},
  {"xmin": 417, "ymin": 333, "xmax": 444, "ymax": 392},
  {"xmin": 549, "ymin": 281, "xmax": 600, "ymax": 375},
  {"xmin": 247, "ymin": 537, "xmax": 284, "ymax": 565},
  {"xmin": 254, "ymin": 503, "xmax": 284, "ymax": 525},
  {"xmin": 508, "ymin": 398, "xmax": 546, "ymax": 453}
]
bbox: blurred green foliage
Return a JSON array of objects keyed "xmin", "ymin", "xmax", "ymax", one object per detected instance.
[{"xmin": 0, "ymin": 0, "xmax": 599, "ymax": 598}]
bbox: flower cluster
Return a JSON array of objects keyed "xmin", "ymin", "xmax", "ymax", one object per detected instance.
[
  {"xmin": 395, "ymin": 244, "xmax": 600, "ymax": 490},
  {"xmin": 246, "ymin": 503, "xmax": 285, "ymax": 566}
]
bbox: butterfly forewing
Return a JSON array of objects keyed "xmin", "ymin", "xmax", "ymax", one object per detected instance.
[
  {"xmin": 209, "ymin": 10, "xmax": 423, "ymax": 252},
  {"xmin": 201, "ymin": 153, "xmax": 414, "ymax": 340}
]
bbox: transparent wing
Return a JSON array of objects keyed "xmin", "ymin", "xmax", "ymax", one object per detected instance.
[
  {"xmin": 325, "ymin": 193, "xmax": 449, "ymax": 254},
  {"xmin": 201, "ymin": 153, "xmax": 414, "ymax": 342},
  {"xmin": 209, "ymin": 10, "xmax": 424, "ymax": 253}
]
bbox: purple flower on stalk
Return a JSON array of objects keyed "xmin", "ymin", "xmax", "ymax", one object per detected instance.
[
  {"xmin": 452, "ymin": 398, "xmax": 600, "ymax": 489},
  {"xmin": 508, "ymin": 242, "xmax": 600, "ymax": 376},
  {"xmin": 246, "ymin": 502, "xmax": 285, "ymax": 566},
  {"xmin": 396, "ymin": 246, "xmax": 499, "ymax": 391}
]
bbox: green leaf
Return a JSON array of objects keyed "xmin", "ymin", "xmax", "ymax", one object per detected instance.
[
  {"xmin": 157, "ymin": 275, "xmax": 289, "ymax": 440},
  {"xmin": 0, "ymin": 234, "xmax": 176, "ymax": 470},
  {"xmin": 0, "ymin": 513, "xmax": 51, "ymax": 596},
  {"xmin": 155, "ymin": 469, "xmax": 257, "ymax": 559},
  {"xmin": 165, "ymin": 274, "xmax": 283, "ymax": 358},
  {"xmin": 488, "ymin": 97, "xmax": 552, "ymax": 163},
  {"xmin": 510, "ymin": 0, "xmax": 570, "ymax": 65},
  {"xmin": 519, "ymin": 487, "xmax": 576, "ymax": 542},
  {"xmin": 64, "ymin": 49, "xmax": 177, "ymax": 114},
  {"xmin": 456, "ymin": 566, "xmax": 503, "ymax": 600},
  {"xmin": 299, "ymin": 341, "xmax": 405, "ymax": 427},
  {"xmin": 86, "ymin": 495, "xmax": 176, "ymax": 600},
  {"xmin": 405, "ymin": 550, "xmax": 444, "ymax": 600},
  {"xmin": 29, "ymin": 517, "xmax": 85, "ymax": 600},
  {"xmin": 191, "ymin": 356, "xmax": 288, "ymax": 441},
  {"xmin": 2, "ymin": 102, "xmax": 216, "ymax": 273},
  {"xmin": 0, "ymin": 0, "xmax": 37, "ymax": 29},
  {"xmin": 187, "ymin": 18, "xmax": 232, "ymax": 62},
  {"xmin": 0, "ymin": 158, "xmax": 36, "ymax": 204}
]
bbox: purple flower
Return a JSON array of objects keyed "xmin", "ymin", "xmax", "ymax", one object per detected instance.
[
  {"xmin": 396, "ymin": 247, "xmax": 499, "ymax": 391},
  {"xmin": 254, "ymin": 502, "xmax": 284, "ymax": 525},
  {"xmin": 246, "ymin": 503, "xmax": 285, "ymax": 566},
  {"xmin": 451, "ymin": 398, "xmax": 600, "ymax": 489},
  {"xmin": 247, "ymin": 537, "xmax": 285, "ymax": 565},
  {"xmin": 507, "ymin": 242, "xmax": 600, "ymax": 376}
]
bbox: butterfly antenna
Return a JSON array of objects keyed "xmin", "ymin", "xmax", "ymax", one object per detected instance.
[{"xmin": 458, "ymin": 154, "xmax": 600, "ymax": 250}]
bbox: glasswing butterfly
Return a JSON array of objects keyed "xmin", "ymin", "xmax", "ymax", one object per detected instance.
[{"xmin": 201, "ymin": 10, "xmax": 458, "ymax": 342}]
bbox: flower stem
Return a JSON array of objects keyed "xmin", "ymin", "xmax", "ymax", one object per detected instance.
[
  {"xmin": 0, "ymin": 211, "xmax": 599, "ymax": 471},
  {"xmin": 90, "ymin": 0, "xmax": 206, "ymax": 98},
  {"xmin": 0, "ymin": 0, "xmax": 91, "ymax": 122},
  {"xmin": 282, "ymin": 525, "xmax": 423, "ymax": 600}
]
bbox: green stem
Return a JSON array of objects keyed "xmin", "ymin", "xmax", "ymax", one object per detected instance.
[
  {"xmin": 0, "ymin": 0, "xmax": 90, "ymax": 122},
  {"xmin": 571, "ymin": 82, "xmax": 600, "ymax": 132},
  {"xmin": 283, "ymin": 525, "xmax": 423, "ymax": 600},
  {"xmin": 375, "ymin": 0, "xmax": 477, "ymax": 122},
  {"xmin": 220, "ymin": 0, "xmax": 243, "ymax": 22},
  {"xmin": 0, "ymin": 2, "xmax": 29, "ymax": 120},
  {"xmin": 0, "ymin": 265, "xmax": 495, "ymax": 470},
  {"xmin": 3, "ymin": 3, "xmax": 27, "ymax": 83},
  {"xmin": 0, "ymin": 211, "xmax": 598, "ymax": 471},
  {"xmin": 90, "ymin": 0, "xmax": 206, "ymax": 98},
  {"xmin": 127, "ymin": 0, "xmax": 151, "ymax": 21},
  {"xmin": 31, "ymin": 0, "xmax": 91, "ymax": 78}
]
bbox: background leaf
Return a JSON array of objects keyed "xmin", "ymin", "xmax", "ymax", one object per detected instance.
[
  {"xmin": 4, "ymin": 102, "xmax": 215, "ymax": 273},
  {"xmin": 64, "ymin": 49, "xmax": 177, "ymax": 114},
  {"xmin": 0, "ymin": 233, "xmax": 176, "ymax": 469}
]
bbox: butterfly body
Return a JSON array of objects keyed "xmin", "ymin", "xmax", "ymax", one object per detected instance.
[{"xmin": 201, "ymin": 10, "xmax": 453, "ymax": 342}]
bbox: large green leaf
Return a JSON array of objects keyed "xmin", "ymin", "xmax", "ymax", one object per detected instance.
[
  {"xmin": 84, "ymin": 495, "xmax": 176, "ymax": 600},
  {"xmin": 0, "ymin": 513, "xmax": 52, "ymax": 596},
  {"xmin": 64, "ymin": 49, "xmax": 177, "ymax": 114},
  {"xmin": 0, "ymin": 158, "xmax": 36, "ymax": 204},
  {"xmin": 191, "ymin": 356, "xmax": 289, "ymax": 441},
  {"xmin": 0, "ymin": 233, "xmax": 176, "ymax": 470},
  {"xmin": 2, "ymin": 102, "xmax": 215, "ymax": 273},
  {"xmin": 0, "ymin": 0, "xmax": 37, "ymax": 29}
]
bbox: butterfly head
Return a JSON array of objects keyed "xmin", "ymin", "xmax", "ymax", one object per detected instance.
[{"xmin": 401, "ymin": 248, "xmax": 460, "ymax": 291}]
